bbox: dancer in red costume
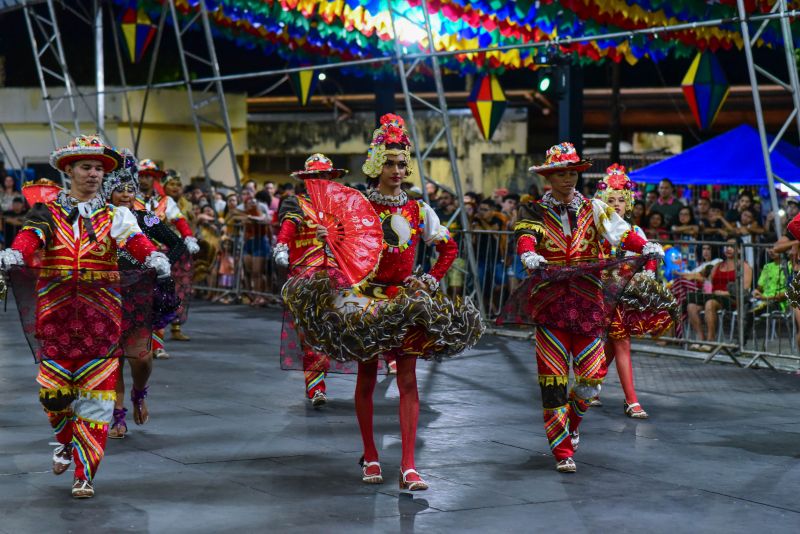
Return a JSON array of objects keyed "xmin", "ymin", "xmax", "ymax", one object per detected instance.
[
  {"xmin": 0, "ymin": 135, "xmax": 170, "ymax": 498},
  {"xmin": 282, "ymin": 115, "xmax": 483, "ymax": 490},
  {"xmin": 274, "ymin": 154, "xmax": 346, "ymax": 407},
  {"xmin": 137, "ymin": 159, "xmax": 198, "ymax": 356},
  {"xmin": 512, "ymin": 143, "xmax": 663, "ymax": 473},
  {"xmin": 593, "ymin": 164, "xmax": 676, "ymax": 419}
]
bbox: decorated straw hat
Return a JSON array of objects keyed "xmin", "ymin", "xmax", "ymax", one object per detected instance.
[
  {"xmin": 290, "ymin": 153, "xmax": 348, "ymax": 180},
  {"xmin": 137, "ymin": 158, "xmax": 167, "ymax": 178},
  {"xmin": 529, "ymin": 142, "xmax": 592, "ymax": 175},
  {"xmin": 49, "ymin": 134, "xmax": 122, "ymax": 173}
]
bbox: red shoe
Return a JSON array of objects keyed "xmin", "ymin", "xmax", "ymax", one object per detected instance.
[
  {"xmin": 399, "ymin": 468, "xmax": 428, "ymax": 491},
  {"xmin": 359, "ymin": 456, "xmax": 383, "ymax": 484}
]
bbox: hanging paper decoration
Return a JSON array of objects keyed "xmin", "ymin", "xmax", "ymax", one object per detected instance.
[
  {"xmin": 289, "ymin": 69, "xmax": 318, "ymax": 106},
  {"xmin": 111, "ymin": 1, "xmax": 794, "ymax": 77},
  {"xmin": 121, "ymin": 6, "xmax": 157, "ymax": 64},
  {"xmin": 467, "ymin": 75, "xmax": 507, "ymax": 140},
  {"xmin": 681, "ymin": 51, "xmax": 730, "ymax": 131}
]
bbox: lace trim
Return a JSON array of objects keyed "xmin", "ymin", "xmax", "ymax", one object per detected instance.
[
  {"xmin": 540, "ymin": 191, "xmax": 585, "ymax": 211},
  {"xmin": 366, "ymin": 189, "xmax": 408, "ymax": 207},
  {"xmin": 56, "ymin": 190, "xmax": 105, "ymax": 212}
]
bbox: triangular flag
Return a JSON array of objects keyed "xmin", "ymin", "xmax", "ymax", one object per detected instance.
[{"xmin": 289, "ymin": 69, "xmax": 318, "ymax": 106}]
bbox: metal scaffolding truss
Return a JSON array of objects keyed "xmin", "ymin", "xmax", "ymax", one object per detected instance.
[
  {"xmin": 388, "ymin": 0, "xmax": 483, "ymax": 311},
  {"xmin": 739, "ymin": 0, "xmax": 800, "ymax": 241},
  {"xmin": 166, "ymin": 0, "xmax": 241, "ymax": 191},
  {"xmin": 0, "ymin": 122, "xmax": 24, "ymax": 178},
  {"xmin": 22, "ymin": 0, "xmax": 81, "ymax": 149}
]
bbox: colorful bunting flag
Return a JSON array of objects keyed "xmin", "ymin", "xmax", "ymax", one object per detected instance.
[
  {"xmin": 467, "ymin": 75, "xmax": 507, "ymax": 140},
  {"xmin": 121, "ymin": 6, "xmax": 157, "ymax": 64},
  {"xmin": 289, "ymin": 69, "xmax": 318, "ymax": 106},
  {"xmin": 681, "ymin": 51, "xmax": 730, "ymax": 131}
]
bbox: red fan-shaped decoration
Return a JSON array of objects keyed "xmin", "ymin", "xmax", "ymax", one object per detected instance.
[
  {"xmin": 299, "ymin": 179, "xmax": 383, "ymax": 286},
  {"xmin": 21, "ymin": 180, "xmax": 61, "ymax": 205}
]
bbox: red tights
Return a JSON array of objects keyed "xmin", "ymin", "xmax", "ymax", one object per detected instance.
[
  {"xmin": 355, "ymin": 354, "xmax": 419, "ymax": 471},
  {"xmin": 604, "ymin": 337, "xmax": 638, "ymax": 405}
]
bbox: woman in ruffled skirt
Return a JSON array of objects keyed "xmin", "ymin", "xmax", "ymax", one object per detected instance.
[
  {"xmin": 283, "ymin": 115, "xmax": 483, "ymax": 490},
  {"xmin": 594, "ymin": 165, "xmax": 677, "ymax": 418}
]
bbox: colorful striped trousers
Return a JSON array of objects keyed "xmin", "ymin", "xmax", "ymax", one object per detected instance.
[
  {"xmin": 303, "ymin": 351, "xmax": 329, "ymax": 398},
  {"xmin": 37, "ymin": 357, "xmax": 119, "ymax": 482},
  {"xmin": 535, "ymin": 327, "xmax": 605, "ymax": 461}
]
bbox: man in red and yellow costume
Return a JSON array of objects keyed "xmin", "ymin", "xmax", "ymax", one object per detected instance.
[
  {"xmin": 274, "ymin": 153, "xmax": 347, "ymax": 407},
  {"xmin": 137, "ymin": 159, "xmax": 198, "ymax": 352},
  {"xmin": 0, "ymin": 135, "xmax": 170, "ymax": 498},
  {"xmin": 514, "ymin": 142, "xmax": 663, "ymax": 473}
]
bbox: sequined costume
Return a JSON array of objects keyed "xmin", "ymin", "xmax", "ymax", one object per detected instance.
[
  {"xmin": 510, "ymin": 144, "xmax": 660, "ymax": 465},
  {"xmin": 137, "ymin": 159, "xmax": 196, "ymax": 347},
  {"xmin": 275, "ymin": 154, "xmax": 349, "ymax": 402},
  {"xmin": 593, "ymin": 165, "xmax": 676, "ymax": 419},
  {"xmin": 0, "ymin": 136, "xmax": 168, "ymax": 492},
  {"xmin": 283, "ymin": 115, "xmax": 483, "ymax": 488}
]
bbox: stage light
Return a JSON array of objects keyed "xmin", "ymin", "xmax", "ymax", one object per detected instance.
[{"xmin": 318, "ymin": 73, "xmax": 327, "ymax": 81}]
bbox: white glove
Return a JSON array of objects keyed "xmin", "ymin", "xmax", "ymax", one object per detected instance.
[
  {"xmin": 184, "ymin": 236, "xmax": 200, "ymax": 255},
  {"xmin": 273, "ymin": 243, "xmax": 289, "ymax": 268},
  {"xmin": 520, "ymin": 251, "xmax": 548, "ymax": 270},
  {"xmin": 642, "ymin": 242, "xmax": 665, "ymax": 258},
  {"xmin": 0, "ymin": 249, "xmax": 23, "ymax": 271},
  {"xmin": 145, "ymin": 251, "xmax": 172, "ymax": 279}
]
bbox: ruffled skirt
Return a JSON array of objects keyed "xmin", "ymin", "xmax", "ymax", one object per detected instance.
[
  {"xmin": 281, "ymin": 270, "xmax": 484, "ymax": 363},
  {"xmin": 608, "ymin": 271, "xmax": 678, "ymax": 340}
]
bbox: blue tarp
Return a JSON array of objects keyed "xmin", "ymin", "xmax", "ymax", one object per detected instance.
[{"xmin": 629, "ymin": 125, "xmax": 800, "ymax": 186}]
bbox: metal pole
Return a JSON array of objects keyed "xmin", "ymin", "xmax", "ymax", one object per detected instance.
[
  {"xmin": 94, "ymin": 0, "xmax": 104, "ymax": 134},
  {"xmin": 779, "ymin": 0, "xmax": 800, "ymax": 139},
  {"xmin": 23, "ymin": 0, "xmax": 60, "ymax": 149},
  {"xmin": 135, "ymin": 2, "xmax": 167, "ymax": 156},
  {"xmin": 388, "ymin": 14, "xmax": 431, "ymax": 205},
  {"xmin": 738, "ymin": 0, "xmax": 783, "ymax": 238},
  {"xmin": 46, "ymin": 0, "xmax": 80, "ymax": 136},
  {"xmin": 418, "ymin": 0, "xmax": 484, "ymax": 313},
  {"xmin": 108, "ymin": 1, "xmax": 137, "ymax": 148},
  {"xmin": 167, "ymin": 0, "xmax": 212, "ymax": 189},
  {"xmin": 197, "ymin": 0, "xmax": 241, "ymax": 192}
]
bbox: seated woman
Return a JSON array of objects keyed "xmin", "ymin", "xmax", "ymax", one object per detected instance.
[{"xmin": 686, "ymin": 239, "xmax": 752, "ymax": 351}]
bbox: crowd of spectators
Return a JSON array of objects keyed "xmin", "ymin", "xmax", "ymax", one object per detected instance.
[{"xmin": 3, "ymin": 163, "xmax": 800, "ymax": 351}]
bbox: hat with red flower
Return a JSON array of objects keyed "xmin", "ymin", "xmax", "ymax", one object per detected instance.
[{"xmin": 529, "ymin": 142, "xmax": 592, "ymax": 176}]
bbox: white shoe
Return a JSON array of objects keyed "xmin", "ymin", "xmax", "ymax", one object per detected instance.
[
  {"xmin": 556, "ymin": 457, "xmax": 577, "ymax": 473},
  {"xmin": 153, "ymin": 348, "xmax": 170, "ymax": 360},
  {"xmin": 311, "ymin": 390, "xmax": 327, "ymax": 408},
  {"xmin": 71, "ymin": 478, "xmax": 94, "ymax": 498},
  {"xmin": 52, "ymin": 443, "xmax": 72, "ymax": 475}
]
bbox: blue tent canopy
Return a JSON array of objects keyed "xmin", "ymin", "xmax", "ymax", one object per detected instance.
[{"xmin": 629, "ymin": 125, "xmax": 800, "ymax": 186}]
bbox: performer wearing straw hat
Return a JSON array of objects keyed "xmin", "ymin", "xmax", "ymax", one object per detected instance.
[
  {"xmin": 0, "ymin": 135, "xmax": 169, "ymax": 498},
  {"xmin": 513, "ymin": 142, "xmax": 663, "ymax": 473},
  {"xmin": 274, "ymin": 153, "xmax": 348, "ymax": 408}
]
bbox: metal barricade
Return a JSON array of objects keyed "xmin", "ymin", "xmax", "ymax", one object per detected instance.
[{"xmin": 191, "ymin": 222, "xmax": 800, "ymax": 370}]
